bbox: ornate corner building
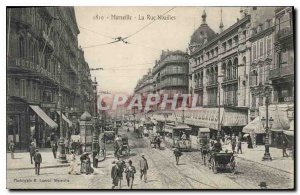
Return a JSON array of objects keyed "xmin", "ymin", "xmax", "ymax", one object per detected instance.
[{"xmin": 7, "ymin": 7, "xmax": 95, "ymax": 149}]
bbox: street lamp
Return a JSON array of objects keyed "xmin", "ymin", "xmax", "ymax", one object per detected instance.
[
  {"xmin": 57, "ymin": 64, "xmax": 67, "ymax": 163},
  {"xmin": 217, "ymin": 74, "xmax": 224, "ymax": 141},
  {"xmin": 261, "ymin": 114, "xmax": 273, "ymax": 161}
]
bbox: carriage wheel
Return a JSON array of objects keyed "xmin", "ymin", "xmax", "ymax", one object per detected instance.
[{"xmin": 212, "ymin": 159, "xmax": 217, "ymax": 174}]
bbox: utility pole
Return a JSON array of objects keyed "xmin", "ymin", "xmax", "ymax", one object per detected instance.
[
  {"xmin": 57, "ymin": 64, "xmax": 67, "ymax": 163},
  {"xmin": 217, "ymin": 75, "xmax": 224, "ymax": 141}
]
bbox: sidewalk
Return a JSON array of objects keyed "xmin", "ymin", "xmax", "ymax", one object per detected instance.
[
  {"xmin": 7, "ymin": 149, "xmax": 80, "ymax": 170},
  {"xmin": 223, "ymin": 142, "xmax": 294, "ymax": 174}
]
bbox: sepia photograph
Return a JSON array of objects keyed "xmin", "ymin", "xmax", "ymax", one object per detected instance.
[{"xmin": 5, "ymin": 5, "xmax": 295, "ymax": 190}]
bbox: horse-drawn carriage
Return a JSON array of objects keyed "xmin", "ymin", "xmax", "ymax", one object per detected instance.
[
  {"xmin": 172, "ymin": 124, "xmax": 192, "ymax": 152},
  {"xmin": 149, "ymin": 133, "xmax": 161, "ymax": 148},
  {"xmin": 197, "ymin": 128, "xmax": 210, "ymax": 165},
  {"xmin": 116, "ymin": 135, "xmax": 130, "ymax": 157},
  {"xmin": 99, "ymin": 131, "xmax": 115, "ymax": 159},
  {"xmin": 207, "ymin": 151, "xmax": 236, "ymax": 174}
]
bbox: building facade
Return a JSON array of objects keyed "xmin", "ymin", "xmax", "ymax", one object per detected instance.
[
  {"xmin": 7, "ymin": 7, "xmax": 94, "ymax": 149},
  {"xmin": 188, "ymin": 9, "xmax": 251, "ymax": 136},
  {"xmin": 134, "ymin": 50, "xmax": 189, "ymax": 111}
]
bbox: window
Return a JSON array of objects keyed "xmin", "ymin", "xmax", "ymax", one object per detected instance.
[
  {"xmin": 7, "ymin": 78, "xmax": 11, "ymax": 94},
  {"xmin": 19, "ymin": 37, "xmax": 25, "ymax": 58},
  {"xmin": 20, "ymin": 79, "xmax": 26, "ymax": 97},
  {"xmin": 30, "ymin": 81, "xmax": 34, "ymax": 100},
  {"xmin": 258, "ymin": 96, "xmax": 264, "ymax": 106},
  {"xmin": 259, "ymin": 41, "xmax": 264, "ymax": 57},
  {"xmin": 215, "ymin": 47, "xmax": 218, "ymax": 55},
  {"xmin": 251, "ymin": 93, "xmax": 256, "ymax": 108},
  {"xmin": 259, "ymin": 66, "xmax": 263, "ymax": 84},
  {"xmin": 266, "ymin": 37, "xmax": 272, "ymax": 56},
  {"xmin": 252, "ymin": 43, "xmax": 257, "ymax": 60},
  {"xmin": 228, "ymin": 39, "xmax": 232, "ymax": 49}
]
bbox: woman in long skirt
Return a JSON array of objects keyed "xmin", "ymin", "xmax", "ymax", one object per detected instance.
[{"xmin": 68, "ymin": 150, "xmax": 78, "ymax": 175}]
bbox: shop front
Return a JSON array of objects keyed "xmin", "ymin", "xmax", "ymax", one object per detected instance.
[{"xmin": 183, "ymin": 108, "xmax": 247, "ymax": 140}]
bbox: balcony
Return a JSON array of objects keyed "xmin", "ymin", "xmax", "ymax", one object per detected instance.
[
  {"xmin": 206, "ymin": 78, "xmax": 218, "ymax": 87},
  {"xmin": 194, "ymin": 82, "xmax": 203, "ymax": 90},
  {"xmin": 276, "ymin": 27, "xmax": 293, "ymax": 42},
  {"xmin": 11, "ymin": 59, "xmax": 59, "ymax": 85},
  {"xmin": 269, "ymin": 65, "xmax": 294, "ymax": 80}
]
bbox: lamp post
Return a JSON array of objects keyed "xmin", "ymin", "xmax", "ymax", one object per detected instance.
[
  {"xmin": 92, "ymin": 77, "xmax": 99, "ymax": 168},
  {"xmin": 217, "ymin": 75, "xmax": 224, "ymax": 141},
  {"xmin": 57, "ymin": 64, "xmax": 67, "ymax": 163},
  {"xmin": 261, "ymin": 104, "xmax": 274, "ymax": 161}
]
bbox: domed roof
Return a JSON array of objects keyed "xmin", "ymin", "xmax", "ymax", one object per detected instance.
[
  {"xmin": 190, "ymin": 24, "xmax": 216, "ymax": 45},
  {"xmin": 190, "ymin": 10, "xmax": 216, "ymax": 46},
  {"xmin": 80, "ymin": 111, "xmax": 92, "ymax": 121}
]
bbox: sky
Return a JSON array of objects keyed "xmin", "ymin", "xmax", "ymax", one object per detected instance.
[{"xmin": 75, "ymin": 7, "xmax": 241, "ymax": 94}]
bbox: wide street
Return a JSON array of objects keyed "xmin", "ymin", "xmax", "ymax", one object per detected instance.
[{"xmin": 7, "ymin": 126, "xmax": 294, "ymax": 189}]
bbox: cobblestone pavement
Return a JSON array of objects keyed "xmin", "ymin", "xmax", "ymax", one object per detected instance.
[{"xmin": 7, "ymin": 126, "xmax": 294, "ymax": 189}]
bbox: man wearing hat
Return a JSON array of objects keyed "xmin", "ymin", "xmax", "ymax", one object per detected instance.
[
  {"xmin": 111, "ymin": 160, "xmax": 123, "ymax": 189},
  {"xmin": 33, "ymin": 149, "xmax": 42, "ymax": 175},
  {"xmin": 28, "ymin": 142, "xmax": 36, "ymax": 164},
  {"xmin": 125, "ymin": 160, "xmax": 136, "ymax": 189},
  {"xmin": 139, "ymin": 154, "xmax": 148, "ymax": 182}
]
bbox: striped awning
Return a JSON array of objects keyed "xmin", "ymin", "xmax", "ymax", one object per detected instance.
[
  {"xmin": 57, "ymin": 111, "xmax": 72, "ymax": 127},
  {"xmin": 242, "ymin": 117, "xmax": 265, "ymax": 134},
  {"xmin": 30, "ymin": 105, "xmax": 58, "ymax": 129}
]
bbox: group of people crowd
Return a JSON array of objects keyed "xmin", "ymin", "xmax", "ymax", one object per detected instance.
[{"xmin": 111, "ymin": 154, "xmax": 148, "ymax": 189}]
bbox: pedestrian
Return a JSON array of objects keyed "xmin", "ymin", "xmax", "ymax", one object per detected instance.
[
  {"xmin": 33, "ymin": 149, "xmax": 42, "ymax": 175},
  {"xmin": 9, "ymin": 140, "xmax": 15, "ymax": 159},
  {"xmin": 173, "ymin": 147, "xmax": 182, "ymax": 165},
  {"xmin": 237, "ymin": 138, "xmax": 242, "ymax": 154},
  {"xmin": 69, "ymin": 140, "xmax": 74, "ymax": 152},
  {"xmin": 68, "ymin": 150, "xmax": 78, "ymax": 175},
  {"xmin": 125, "ymin": 160, "xmax": 136, "ymax": 189},
  {"xmin": 231, "ymin": 136, "xmax": 236, "ymax": 153},
  {"xmin": 139, "ymin": 154, "xmax": 148, "ymax": 183},
  {"xmin": 75, "ymin": 140, "xmax": 80, "ymax": 155},
  {"xmin": 157, "ymin": 136, "xmax": 161, "ymax": 149},
  {"xmin": 282, "ymin": 138, "xmax": 289, "ymax": 157},
  {"xmin": 111, "ymin": 161, "xmax": 123, "ymax": 189},
  {"xmin": 247, "ymin": 136, "xmax": 253, "ymax": 148},
  {"xmin": 65, "ymin": 139, "xmax": 69, "ymax": 154},
  {"xmin": 29, "ymin": 142, "xmax": 36, "ymax": 164},
  {"xmin": 51, "ymin": 142, "xmax": 58, "ymax": 159}
]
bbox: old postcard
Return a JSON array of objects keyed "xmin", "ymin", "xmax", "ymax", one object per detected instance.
[{"xmin": 6, "ymin": 6, "xmax": 295, "ymax": 189}]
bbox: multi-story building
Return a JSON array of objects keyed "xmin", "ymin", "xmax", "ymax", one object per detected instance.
[
  {"xmin": 7, "ymin": 7, "xmax": 94, "ymax": 149},
  {"xmin": 271, "ymin": 7, "xmax": 294, "ymax": 104},
  {"xmin": 187, "ymin": 9, "xmax": 250, "ymax": 137},
  {"xmin": 248, "ymin": 7, "xmax": 276, "ymax": 120},
  {"xmin": 134, "ymin": 50, "xmax": 189, "ymax": 112}
]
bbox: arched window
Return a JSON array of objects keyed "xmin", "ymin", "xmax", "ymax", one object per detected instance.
[
  {"xmin": 222, "ymin": 62, "xmax": 226, "ymax": 79},
  {"xmin": 227, "ymin": 60, "xmax": 232, "ymax": 80},
  {"xmin": 233, "ymin": 58, "xmax": 238, "ymax": 79},
  {"xmin": 251, "ymin": 70, "xmax": 258, "ymax": 86}
]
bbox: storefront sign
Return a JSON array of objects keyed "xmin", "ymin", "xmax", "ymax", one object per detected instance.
[
  {"xmin": 41, "ymin": 103, "xmax": 57, "ymax": 108},
  {"xmin": 284, "ymin": 97, "xmax": 294, "ymax": 102}
]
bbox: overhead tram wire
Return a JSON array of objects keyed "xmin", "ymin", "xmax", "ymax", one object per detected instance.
[
  {"xmin": 78, "ymin": 26, "xmax": 114, "ymax": 40},
  {"xmin": 80, "ymin": 7, "xmax": 176, "ymax": 49},
  {"xmin": 123, "ymin": 6, "xmax": 176, "ymax": 40}
]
